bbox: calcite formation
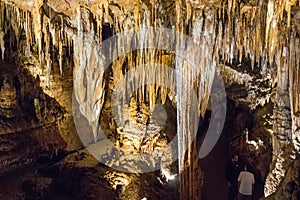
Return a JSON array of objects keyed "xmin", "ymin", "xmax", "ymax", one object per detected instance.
[{"xmin": 0, "ymin": 0, "xmax": 300, "ymax": 199}]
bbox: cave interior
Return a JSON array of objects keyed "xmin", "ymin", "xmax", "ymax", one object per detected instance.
[{"xmin": 0, "ymin": 0, "xmax": 300, "ymax": 199}]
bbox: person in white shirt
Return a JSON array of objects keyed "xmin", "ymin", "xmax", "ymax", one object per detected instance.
[{"xmin": 238, "ymin": 163, "xmax": 255, "ymax": 200}]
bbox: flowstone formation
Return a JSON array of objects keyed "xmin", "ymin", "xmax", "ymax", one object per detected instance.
[{"xmin": 0, "ymin": 0, "xmax": 300, "ymax": 199}]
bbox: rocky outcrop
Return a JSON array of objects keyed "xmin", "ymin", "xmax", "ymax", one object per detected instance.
[
  {"xmin": 265, "ymin": 155, "xmax": 300, "ymax": 200},
  {"xmin": 0, "ymin": 74, "xmax": 18, "ymax": 117},
  {"xmin": 0, "ymin": 62, "xmax": 66, "ymax": 172},
  {"xmin": 55, "ymin": 150, "xmax": 179, "ymax": 200},
  {"xmin": 0, "ymin": 149, "xmax": 179, "ymax": 200}
]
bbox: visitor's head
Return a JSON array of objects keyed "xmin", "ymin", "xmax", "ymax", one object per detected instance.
[
  {"xmin": 243, "ymin": 163, "xmax": 251, "ymax": 171},
  {"xmin": 232, "ymin": 154, "xmax": 239, "ymax": 164}
]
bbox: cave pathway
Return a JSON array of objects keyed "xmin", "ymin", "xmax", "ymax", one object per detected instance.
[{"xmin": 199, "ymin": 127, "xmax": 230, "ymax": 200}]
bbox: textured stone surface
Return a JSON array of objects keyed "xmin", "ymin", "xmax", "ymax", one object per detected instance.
[
  {"xmin": 265, "ymin": 155, "xmax": 300, "ymax": 200},
  {"xmin": 0, "ymin": 62, "xmax": 67, "ymax": 172},
  {"xmin": 3, "ymin": 149, "xmax": 178, "ymax": 200}
]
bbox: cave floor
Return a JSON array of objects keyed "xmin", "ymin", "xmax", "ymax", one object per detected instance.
[
  {"xmin": 0, "ymin": 149, "xmax": 179, "ymax": 200},
  {"xmin": 199, "ymin": 129, "xmax": 230, "ymax": 200}
]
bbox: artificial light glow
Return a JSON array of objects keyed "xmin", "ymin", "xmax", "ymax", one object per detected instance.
[
  {"xmin": 247, "ymin": 140, "xmax": 259, "ymax": 150},
  {"xmin": 245, "ymin": 128, "xmax": 259, "ymax": 150},
  {"xmin": 161, "ymin": 168, "xmax": 176, "ymax": 182},
  {"xmin": 167, "ymin": 174, "xmax": 175, "ymax": 180}
]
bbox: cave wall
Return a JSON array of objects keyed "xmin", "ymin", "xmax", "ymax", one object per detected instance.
[{"xmin": 0, "ymin": 62, "xmax": 66, "ymax": 172}]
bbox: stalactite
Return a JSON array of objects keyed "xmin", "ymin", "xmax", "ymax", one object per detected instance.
[
  {"xmin": 59, "ymin": 31, "xmax": 63, "ymax": 76},
  {"xmin": 32, "ymin": 0, "xmax": 43, "ymax": 64},
  {"xmin": 266, "ymin": 1, "xmax": 274, "ymax": 54},
  {"xmin": 42, "ymin": 17, "xmax": 51, "ymax": 87},
  {"xmin": 176, "ymin": 4, "xmax": 219, "ymax": 199},
  {"xmin": 25, "ymin": 11, "xmax": 31, "ymax": 56},
  {"xmin": 0, "ymin": 30, "xmax": 4, "ymax": 60},
  {"xmin": 0, "ymin": 1, "xmax": 3, "ymax": 30}
]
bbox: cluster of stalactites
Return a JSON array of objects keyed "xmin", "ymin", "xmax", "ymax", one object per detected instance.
[
  {"xmin": 0, "ymin": 0, "xmax": 73, "ymax": 87},
  {"xmin": 180, "ymin": 0, "xmax": 298, "ymax": 66},
  {"xmin": 170, "ymin": 0, "xmax": 300, "ymax": 119},
  {"xmin": 0, "ymin": 0, "xmax": 298, "ymax": 94},
  {"xmin": 1, "ymin": 0, "xmax": 300, "ymax": 143},
  {"xmin": 171, "ymin": 0, "xmax": 298, "ymax": 199}
]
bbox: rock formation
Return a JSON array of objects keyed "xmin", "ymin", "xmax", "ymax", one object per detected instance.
[{"xmin": 0, "ymin": 0, "xmax": 299, "ymax": 199}]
